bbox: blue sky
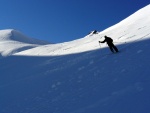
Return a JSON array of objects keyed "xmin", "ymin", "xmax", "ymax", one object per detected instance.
[{"xmin": 0, "ymin": 0, "xmax": 149, "ymax": 43}]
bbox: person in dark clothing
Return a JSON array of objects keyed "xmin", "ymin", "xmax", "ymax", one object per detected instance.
[
  {"xmin": 93, "ymin": 30, "xmax": 98, "ymax": 34},
  {"xmin": 99, "ymin": 36, "xmax": 119, "ymax": 53}
]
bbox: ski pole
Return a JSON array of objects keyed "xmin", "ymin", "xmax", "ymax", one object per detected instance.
[{"xmin": 98, "ymin": 41, "xmax": 101, "ymax": 48}]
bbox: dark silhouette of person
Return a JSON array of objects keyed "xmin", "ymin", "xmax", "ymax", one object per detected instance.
[
  {"xmin": 93, "ymin": 30, "xmax": 98, "ymax": 34},
  {"xmin": 99, "ymin": 36, "xmax": 119, "ymax": 53}
]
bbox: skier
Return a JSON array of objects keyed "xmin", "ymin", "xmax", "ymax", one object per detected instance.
[{"xmin": 99, "ymin": 35, "xmax": 119, "ymax": 53}]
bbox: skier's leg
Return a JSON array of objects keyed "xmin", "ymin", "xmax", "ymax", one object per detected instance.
[
  {"xmin": 112, "ymin": 44, "xmax": 119, "ymax": 52},
  {"xmin": 113, "ymin": 46, "xmax": 119, "ymax": 52},
  {"xmin": 109, "ymin": 46, "xmax": 114, "ymax": 53}
]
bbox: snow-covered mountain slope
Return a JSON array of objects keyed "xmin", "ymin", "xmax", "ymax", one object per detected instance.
[
  {"xmin": 1, "ymin": 39, "xmax": 149, "ymax": 113},
  {"xmin": 0, "ymin": 29, "xmax": 50, "ymax": 56},
  {"xmin": 15, "ymin": 4, "xmax": 150, "ymax": 56},
  {"xmin": 0, "ymin": 4, "xmax": 150, "ymax": 113}
]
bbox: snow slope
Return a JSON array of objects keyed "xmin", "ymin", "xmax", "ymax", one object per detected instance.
[
  {"xmin": 0, "ymin": 4, "xmax": 150, "ymax": 113},
  {"xmin": 15, "ymin": 4, "xmax": 150, "ymax": 56},
  {"xmin": 0, "ymin": 29, "xmax": 50, "ymax": 56}
]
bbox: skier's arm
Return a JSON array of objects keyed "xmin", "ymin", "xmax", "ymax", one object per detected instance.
[{"xmin": 99, "ymin": 40, "xmax": 106, "ymax": 43}]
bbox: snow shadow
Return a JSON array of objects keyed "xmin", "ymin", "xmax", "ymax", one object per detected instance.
[{"xmin": 0, "ymin": 38, "xmax": 150, "ymax": 113}]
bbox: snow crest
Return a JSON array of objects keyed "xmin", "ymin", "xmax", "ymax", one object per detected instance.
[{"xmin": 0, "ymin": 29, "xmax": 50, "ymax": 56}]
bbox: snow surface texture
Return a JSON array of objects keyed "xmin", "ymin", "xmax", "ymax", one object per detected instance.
[
  {"xmin": 0, "ymin": 29, "xmax": 49, "ymax": 56},
  {"xmin": 0, "ymin": 4, "xmax": 150, "ymax": 113}
]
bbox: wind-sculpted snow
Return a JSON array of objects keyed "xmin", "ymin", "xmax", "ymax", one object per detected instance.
[
  {"xmin": 0, "ymin": 4, "xmax": 150, "ymax": 113},
  {"xmin": 0, "ymin": 29, "xmax": 50, "ymax": 56},
  {"xmin": 0, "ymin": 29, "xmax": 49, "ymax": 44}
]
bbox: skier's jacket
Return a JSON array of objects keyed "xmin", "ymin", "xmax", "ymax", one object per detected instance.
[{"xmin": 101, "ymin": 37, "xmax": 113, "ymax": 46}]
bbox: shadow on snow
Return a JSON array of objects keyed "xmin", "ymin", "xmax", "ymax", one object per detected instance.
[{"xmin": 0, "ymin": 38, "xmax": 150, "ymax": 113}]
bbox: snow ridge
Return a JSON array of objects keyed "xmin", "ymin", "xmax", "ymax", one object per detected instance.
[
  {"xmin": 0, "ymin": 29, "xmax": 49, "ymax": 44},
  {"xmin": 14, "ymin": 4, "xmax": 150, "ymax": 56},
  {"xmin": 0, "ymin": 29, "xmax": 50, "ymax": 56}
]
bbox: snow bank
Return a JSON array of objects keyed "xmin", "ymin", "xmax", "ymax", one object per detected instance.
[{"xmin": 0, "ymin": 29, "xmax": 50, "ymax": 56}]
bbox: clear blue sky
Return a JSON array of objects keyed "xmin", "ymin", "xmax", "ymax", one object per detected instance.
[{"xmin": 0, "ymin": 0, "xmax": 149, "ymax": 43}]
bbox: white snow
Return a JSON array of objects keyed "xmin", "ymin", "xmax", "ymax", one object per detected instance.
[
  {"xmin": 0, "ymin": 29, "xmax": 50, "ymax": 56},
  {"xmin": 0, "ymin": 4, "xmax": 150, "ymax": 113}
]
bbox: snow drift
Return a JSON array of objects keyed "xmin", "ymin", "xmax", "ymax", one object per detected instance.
[
  {"xmin": 0, "ymin": 4, "xmax": 150, "ymax": 113},
  {"xmin": 0, "ymin": 29, "xmax": 50, "ymax": 56}
]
